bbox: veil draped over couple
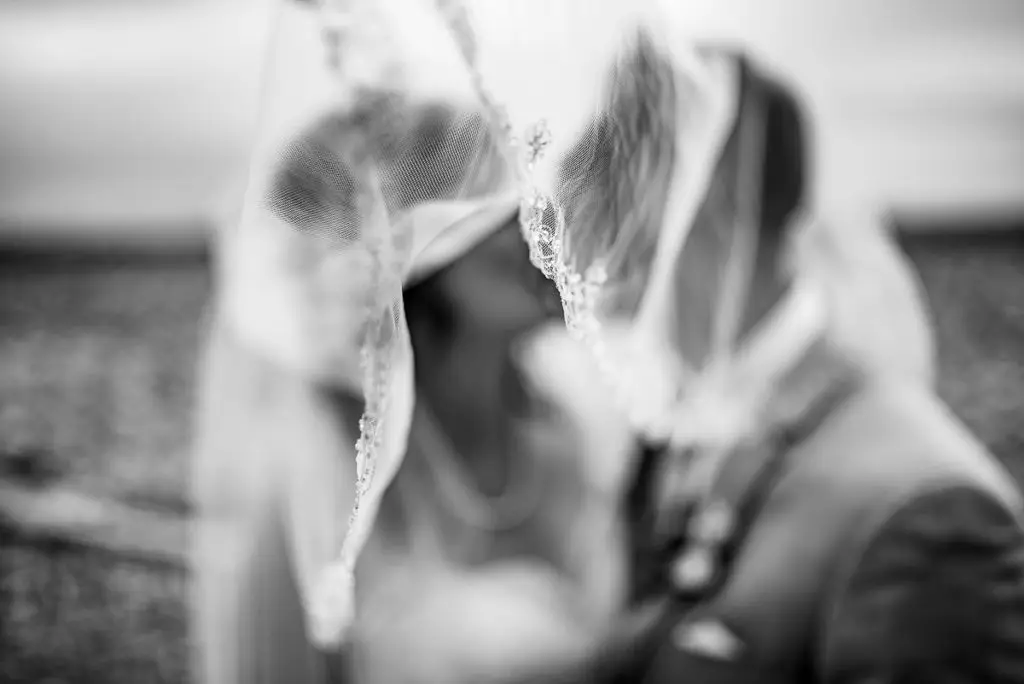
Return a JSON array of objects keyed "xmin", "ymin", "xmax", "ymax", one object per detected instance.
[{"xmin": 192, "ymin": 0, "xmax": 1024, "ymax": 682}]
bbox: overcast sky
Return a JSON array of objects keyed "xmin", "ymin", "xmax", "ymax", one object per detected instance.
[{"xmin": 0, "ymin": 0, "xmax": 1021, "ymax": 238}]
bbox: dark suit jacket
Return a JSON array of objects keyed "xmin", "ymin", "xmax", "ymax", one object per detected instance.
[{"xmin": 620, "ymin": 380, "xmax": 1024, "ymax": 684}]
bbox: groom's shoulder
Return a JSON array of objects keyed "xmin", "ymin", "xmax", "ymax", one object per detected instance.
[
  {"xmin": 791, "ymin": 382, "xmax": 1024, "ymax": 681},
  {"xmin": 657, "ymin": 383, "xmax": 1024, "ymax": 679},
  {"xmin": 702, "ymin": 380, "xmax": 1020, "ymax": 596},
  {"xmin": 625, "ymin": 381, "xmax": 1024, "ymax": 682},
  {"xmin": 793, "ymin": 380, "xmax": 1021, "ymax": 515},
  {"xmin": 773, "ymin": 379, "xmax": 1023, "ymax": 588}
]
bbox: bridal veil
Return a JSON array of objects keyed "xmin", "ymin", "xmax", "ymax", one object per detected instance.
[{"xmin": 217, "ymin": 0, "xmax": 935, "ymax": 648}]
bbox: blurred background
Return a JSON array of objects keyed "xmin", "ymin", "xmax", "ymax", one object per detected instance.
[{"xmin": 0, "ymin": 1, "xmax": 1022, "ymax": 682}]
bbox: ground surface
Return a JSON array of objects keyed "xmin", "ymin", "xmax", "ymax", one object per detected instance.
[{"xmin": 0, "ymin": 234, "xmax": 1021, "ymax": 683}]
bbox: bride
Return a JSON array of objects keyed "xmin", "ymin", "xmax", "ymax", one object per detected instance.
[{"xmin": 190, "ymin": 1, "xmax": 1024, "ymax": 682}]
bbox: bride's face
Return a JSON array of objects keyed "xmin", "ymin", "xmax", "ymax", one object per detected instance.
[
  {"xmin": 404, "ymin": 219, "xmax": 563, "ymax": 459},
  {"xmin": 370, "ymin": 225, "xmax": 633, "ymax": 684}
]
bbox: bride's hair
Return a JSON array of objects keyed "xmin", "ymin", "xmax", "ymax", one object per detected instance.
[{"xmin": 264, "ymin": 96, "xmax": 509, "ymax": 244}]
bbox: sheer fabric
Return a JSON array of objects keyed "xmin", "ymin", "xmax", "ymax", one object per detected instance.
[
  {"xmin": 219, "ymin": 0, "xmax": 522, "ymax": 645},
  {"xmin": 220, "ymin": 0, "xmax": 936, "ymax": 648}
]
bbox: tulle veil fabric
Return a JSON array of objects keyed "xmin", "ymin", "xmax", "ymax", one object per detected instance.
[
  {"xmin": 217, "ymin": 0, "xmax": 525, "ymax": 645},
  {"xmin": 210, "ymin": 0, "xmax": 937, "ymax": 658}
]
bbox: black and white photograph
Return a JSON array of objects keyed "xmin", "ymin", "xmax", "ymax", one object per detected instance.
[{"xmin": 1, "ymin": 1, "xmax": 1023, "ymax": 682}]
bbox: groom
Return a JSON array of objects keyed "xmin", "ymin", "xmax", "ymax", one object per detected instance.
[{"xmin": 528, "ymin": 48, "xmax": 1024, "ymax": 684}]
